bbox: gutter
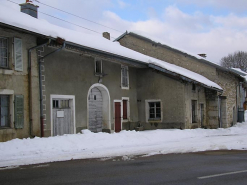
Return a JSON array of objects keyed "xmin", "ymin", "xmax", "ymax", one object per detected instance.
[
  {"xmin": 148, "ymin": 63, "xmax": 223, "ymax": 92},
  {"xmin": 38, "ymin": 41, "xmax": 66, "ymax": 137},
  {"xmin": 27, "ymin": 40, "xmax": 50, "ymax": 137}
]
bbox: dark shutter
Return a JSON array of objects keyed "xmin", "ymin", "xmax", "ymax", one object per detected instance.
[
  {"xmin": 15, "ymin": 95, "xmax": 24, "ymax": 129},
  {"xmin": 123, "ymin": 100, "xmax": 127, "ymax": 119}
]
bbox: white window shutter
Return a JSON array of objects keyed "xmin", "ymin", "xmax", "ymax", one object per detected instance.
[
  {"xmin": 14, "ymin": 38, "xmax": 23, "ymax": 71},
  {"xmin": 121, "ymin": 66, "xmax": 129, "ymax": 88}
]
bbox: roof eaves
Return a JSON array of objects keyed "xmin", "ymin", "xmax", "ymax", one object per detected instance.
[{"xmin": 148, "ymin": 63, "xmax": 222, "ymax": 92}]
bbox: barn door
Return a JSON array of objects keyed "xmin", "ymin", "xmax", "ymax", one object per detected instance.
[
  {"xmin": 115, "ymin": 102, "xmax": 121, "ymax": 132},
  {"xmin": 89, "ymin": 87, "xmax": 103, "ymax": 132},
  {"xmin": 53, "ymin": 99, "xmax": 73, "ymax": 136}
]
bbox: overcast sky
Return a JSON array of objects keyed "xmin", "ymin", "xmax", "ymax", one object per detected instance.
[{"xmin": 2, "ymin": 0, "xmax": 247, "ymax": 63}]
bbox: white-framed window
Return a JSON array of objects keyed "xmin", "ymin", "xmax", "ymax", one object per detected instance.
[
  {"xmin": 14, "ymin": 37, "xmax": 23, "ymax": 71},
  {"xmin": 145, "ymin": 100, "xmax": 162, "ymax": 122},
  {"xmin": 122, "ymin": 97, "xmax": 130, "ymax": 122},
  {"xmin": 121, "ymin": 65, "xmax": 129, "ymax": 89},
  {"xmin": 0, "ymin": 90, "xmax": 15, "ymax": 129},
  {"xmin": 0, "ymin": 95, "xmax": 10, "ymax": 127},
  {"xmin": 0, "ymin": 37, "xmax": 8, "ymax": 68},
  {"xmin": 95, "ymin": 59, "xmax": 102, "ymax": 75},
  {"xmin": 192, "ymin": 100, "xmax": 197, "ymax": 123}
]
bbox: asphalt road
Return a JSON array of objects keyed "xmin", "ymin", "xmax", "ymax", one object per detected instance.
[{"xmin": 1, "ymin": 150, "xmax": 247, "ymax": 185}]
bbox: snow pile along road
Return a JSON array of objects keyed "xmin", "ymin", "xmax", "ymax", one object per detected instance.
[{"xmin": 1, "ymin": 120, "xmax": 247, "ymax": 167}]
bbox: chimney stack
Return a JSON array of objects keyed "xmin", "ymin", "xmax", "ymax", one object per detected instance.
[
  {"xmin": 102, "ymin": 32, "xmax": 110, "ymax": 40},
  {"xmin": 20, "ymin": 0, "xmax": 39, "ymax": 18}
]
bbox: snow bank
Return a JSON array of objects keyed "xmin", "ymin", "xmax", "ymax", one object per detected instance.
[
  {"xmin": 0, "ymin": 5, "xmax": 221, "ymax": 90},
  {"xmin": 0, "ymin": 121, "xmax": 247, "ymax": 167}
]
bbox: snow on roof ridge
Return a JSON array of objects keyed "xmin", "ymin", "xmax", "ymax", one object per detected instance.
[{"xmin": 0, "ymin": 5, "xmax": 222, "ymax": 91}]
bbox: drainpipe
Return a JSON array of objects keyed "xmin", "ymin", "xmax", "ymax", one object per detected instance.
[
  {"xmin": 28, "ymin": 40, "xmax": 50, "ymax": 137},
  {"xmin": 39, "ymin": 42, "xmax": 66, "ymax": 137},
  {"xmin": 218, "ymin": 92, "xmax": 222, "ymax": 128}
]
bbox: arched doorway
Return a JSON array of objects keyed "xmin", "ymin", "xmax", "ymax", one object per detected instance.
[{"xmin": 87, "ymin": 83, "xmax": 111, "ymax": 132}]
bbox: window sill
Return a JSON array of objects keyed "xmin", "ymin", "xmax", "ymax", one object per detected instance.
[
  {"xmin": 122, "ymin": 119, "xmax": 129, "ymax": 122},
  {"xmin": 0, "ymin": 69, "xmax": 13, "ymax": 75},
  {"xmin": 121, "ymin": 86, "xmax": 129, "ymax": 90},
  {"xmin": 0, "ymin": 127, "xmax": 12, "ymax": 129},
  {"xmin": 95, "ymin": 73, "xmax": 104, "ymax": 77},
  {"xmin": 148, "ymin": 119, "xmax": 161, "ymax": 122}
]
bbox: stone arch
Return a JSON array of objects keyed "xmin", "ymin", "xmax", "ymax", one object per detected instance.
[{"xmin": 87, "ymin": 83, "xmax": 111, "ymax": 132}]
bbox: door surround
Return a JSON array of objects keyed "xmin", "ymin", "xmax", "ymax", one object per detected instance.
[
  {"xmin": 87, "ymin": 83, "xmax": 111, "ymax": 131},
  {"xmin": 50, "ymin": 94, "xmax": 76, "ymax": 136}
]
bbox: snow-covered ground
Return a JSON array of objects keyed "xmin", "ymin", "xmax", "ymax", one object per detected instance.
[{"xmin": 1, "ymin": 116, "xmax": 247, "ymax": 168}]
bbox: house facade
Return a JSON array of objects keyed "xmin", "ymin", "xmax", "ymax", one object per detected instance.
[
  {"xmin": 0, "ymin": 2, "xmax": 222, "ymax": 141},
  {"xmin": 115, "ymin": 32, "xmax": 244, "ymax": 128},
  {"xmin": 0, "ymin": 23, "xmax": 40, "ymax": 142}
]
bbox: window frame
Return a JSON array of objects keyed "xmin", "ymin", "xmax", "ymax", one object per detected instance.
[
  {"xmin": 0, "ymin": 95, "xmax": 10, "ymax": 128},
  {"xmin": 94, "ymin": 59, "xmax": 103, "ymax": 75},
  {"xmin": 145, "ymin": 99, "xmax": 162, "ymax": 122},
  {"xmin": 0, "ymin": 90, "xmax": 14, "ymax": 129},
  {"xmin": 0, "ymin": 37, "xmax": 9, "ymax": 69},
  {"xmin": 121, "ymin": 65, "xmax": 129, "ymax": 89},
  {"xmin": 122, "ymin": 97, "xmax": 130, "ymax": 122}
]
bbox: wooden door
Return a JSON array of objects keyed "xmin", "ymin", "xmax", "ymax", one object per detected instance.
[
  {"xmin": 89, "ymin": 88, "xmax": 103, "ymax": 132},
  {"xmin": 53, "ymin": 99, "xmax": 72, "ymax": 136},
  {"xmin": 115, "ymin": 102, "xmax": 121, "ymax": 132}
]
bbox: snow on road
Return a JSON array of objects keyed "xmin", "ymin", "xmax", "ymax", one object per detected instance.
[{"xmin": 1, "ymin": 121, "xmax": 247, "ymax": 168}]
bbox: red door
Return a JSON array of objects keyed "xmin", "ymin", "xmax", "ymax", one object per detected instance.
[{"xmin": 115, "ymin": 102, "xmax": 121, "ymax": 132}]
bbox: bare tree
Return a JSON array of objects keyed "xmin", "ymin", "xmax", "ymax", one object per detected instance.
[{"xmin": 220, "ymin": 51, "xmax": 247, "ymax": 72}]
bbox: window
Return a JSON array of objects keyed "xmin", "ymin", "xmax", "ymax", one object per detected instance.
[
  {"xmin": 0, "ymin": 37, "xmax": 8, "ymax": 68},
  {"xmin": 192, "ymin": 100, "xmax": 197, "ymax": 123},
  {"xmin": 14, "ymin": 38, "xmax": 23, "ymax": 71},
  {"xmin": 0, "ymin": 95, "xmax": 10, "ymax": 127},
  {"xmin": 121, "ymin": 65, "xmax": 129, "ymax": 89},
  {"xmin": 149, "ymin": 102, "xmax": 161, "ymax": 120},
  {"xmin": 53, "ymin": 99, "xmax": 70, "ymax": 109},
  {"xmin": 192, "ymin": 84, "xmax": 196, "ymax": 91},
  {"xmin": 123, "ymin": 99, "xmax": 128, "ymax": 120},
  {"xmin": 95, "ymin": 59, "xmax": 102, "ymax": 74}
]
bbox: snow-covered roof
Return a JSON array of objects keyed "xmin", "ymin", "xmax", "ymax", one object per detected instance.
[
  {"xmin": 231, "ymin": 68, "xmax": 247, "ymax": 81},
  {"xmin": 0, "ymin": 5, "xmax": 222, "ymax": 91}
]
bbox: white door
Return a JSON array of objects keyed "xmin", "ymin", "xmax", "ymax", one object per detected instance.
[{"xmin": 88, "ymin": 87, "xmax": 103, "ymax": 132}]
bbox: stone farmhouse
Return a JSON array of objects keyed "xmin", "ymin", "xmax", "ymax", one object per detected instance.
[
  {"xmin": 115, "ymin": 31, "xmax": 245, "ymax": 128},
  {"xmin": 0, "ymin": 1, "xmax": 233, "ymax": 142}
]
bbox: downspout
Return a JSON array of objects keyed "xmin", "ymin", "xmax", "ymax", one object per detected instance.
[
  {"xmin": 218, "ymin": 92, "xmax": 223, "ymax": 128},
  {"xmin": 28, "ymin": 40, "xmax": 50, "ymax": 137},
  {"xmin": 39, "ymin": 42, "xmax": 66, "ymax": 137}
]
